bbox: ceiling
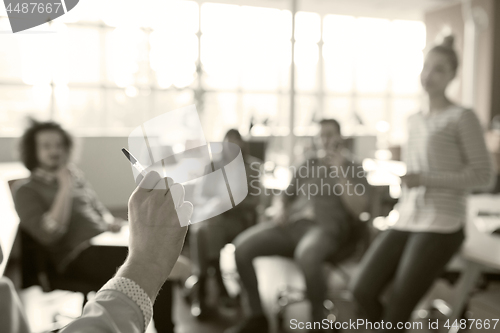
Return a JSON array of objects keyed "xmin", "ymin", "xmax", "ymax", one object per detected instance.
[
  {"xmin": 209, "ymin": 0, "xmax": 463, "ymax": 20},
  {"xmin": 301, "ymin": 0, "xmax": 463, "ymax": 20},
  {"xmin": 318, "ymin": 0, "xmax": 461, "ymax": 11}
]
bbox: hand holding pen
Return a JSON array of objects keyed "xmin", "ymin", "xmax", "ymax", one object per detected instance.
[
  {"xmin": 122, "ymin": 148, "xmax": 148, "ymax": 178},
  {"xmin": 122, "ymin": 148, "xmax": 193, "ymax": 227}
]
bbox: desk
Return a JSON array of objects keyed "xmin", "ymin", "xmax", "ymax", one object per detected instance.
[
  {"xmin": 447, "ymin": 195, "xmax": 500, "ymax": 333},
  {"xmin": 90, "ymin": 225, "xmax": 129, "ymax": 247},
  {"xmin": 462, "ymin": 195, "xmax": 500, "ymax": 268},
  {"xmin": 90, "ymin": 225, "xmax": 190, "ymax": 280}
]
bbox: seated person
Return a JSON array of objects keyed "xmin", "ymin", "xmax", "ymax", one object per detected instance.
[
  {"xmin": 189, "ymin": 129, "xmax": 261, "ymax": 317},
  {"xmin": 226, "ymin": 119, "xmax": 371, "ymax": 333},
  {"xmin": 2, "ymin": 171, "xmax": 192, "ymax": 333},
  {"xmin": 13, "ymin": 120, "xmax": 175, "ymax": 333}
]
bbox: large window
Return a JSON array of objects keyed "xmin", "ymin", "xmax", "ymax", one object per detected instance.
[{"xmin": 0, "ymin": 0, "xmax": 425, "ymax": 144}]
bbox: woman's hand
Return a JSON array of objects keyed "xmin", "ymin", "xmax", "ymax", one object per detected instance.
[
  {"xmin": 45, "ymin": 166, "xmax": 74, "ymax": 240},
  {"xmin": 56, "ymin": 167, "xmax": 73, "ymax": 189}
]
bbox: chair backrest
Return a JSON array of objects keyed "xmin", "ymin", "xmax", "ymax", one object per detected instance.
[
  {"xmin": 7, "ymin": 176, "xmax": 54, "ymax": 290},
  {"xmin": 0, "ymin": 163, "xmax": 30, "ymax": 277},
  {"xmin": 5, "ymin": 166, "xmax": 96, "ymax": 295},
  {"xmin": 327, "ymin": 218, "xmax": 370, "ymax": 265},
  {"xmin": 18, "ymin": 228, "xmax": 52, "ymax": 290},
  {"xmin": 349, "ymin": 219, "xmax": 371, "ymax": 260}
]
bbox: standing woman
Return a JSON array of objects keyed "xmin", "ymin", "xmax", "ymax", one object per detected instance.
[{"xmin": 349, "ymin": 36, "xmax": 495, "ymax": 331}]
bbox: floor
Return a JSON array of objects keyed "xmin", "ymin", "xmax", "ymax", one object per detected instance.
[{"xmin": 18, "ymin": 255, "xmax": 500, "ymax": 333}]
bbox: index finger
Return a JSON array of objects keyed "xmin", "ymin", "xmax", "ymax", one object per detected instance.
[{"xmin": 136, "ymin": 171, "xmax": 162, "ymax": 191}]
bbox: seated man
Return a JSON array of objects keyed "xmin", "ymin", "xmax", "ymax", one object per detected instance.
[
  {"xmin": 226, "ymin": 119, "xmax": 371, "ymax": 333},
  {"xmin": 13, "ymin": 120, "xmax": 175, "ymax": 333},
  {"xmin": 189, "ymin": 129, "xmax": 261, "ymax": 318}
]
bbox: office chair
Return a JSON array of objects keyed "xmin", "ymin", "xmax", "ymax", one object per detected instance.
[
  {"xmin": 270, "ymin": 185, "xmax": 389, "ymax": 332},
  {"xmin": 8, "ymin": 179, "xmax": 95, "ymax": 315},
  {"xmin": 18, "ymin": 229, "xmax": 95, "ymax": 297},
  {"xmin": 274, "ymin": 218, "xmax": 371, "ymax": 332},
  {"xmin": 419, "ymin": 194, "xmax": 500, "ymax": 329}
]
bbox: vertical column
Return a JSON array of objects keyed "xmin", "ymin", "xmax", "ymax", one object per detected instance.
[
  {"xmin": 195, "ymin": 2, "xmax": 204, "ymax": 114},
  {"xmin": 317, "ymin": 15, "xmax": 324, "ymax": 123},
  {"xmin": 461, "ymin": 0, "xmax": 476, "ymax": 109},
  {"xmin": 99, "ymin": 23, "xmax": 107, "ymax": 128},
  {"xmin": 289, "ymin": 0, "xmax": 297, "ymax": 164}
]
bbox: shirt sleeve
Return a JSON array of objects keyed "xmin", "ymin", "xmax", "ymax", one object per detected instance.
[
  {"xmin": 420, "ymin": 109, "xmax": 496, "ymax": 191},
  {"xmin": 84, "ymin": 180, "xmax": 112, "ymax": 219},
  {"xmin": 13, "ymin": 186, "xmax": 66, "ymax": 246},
  {"xmin": 60, "ymin": 277, "xmax": 153, "ymax": 333}
]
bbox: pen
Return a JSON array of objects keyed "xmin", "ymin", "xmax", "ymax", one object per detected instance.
[
  {"xmin": 122, "ymin": 148, "xmax": 170, "ymax": 189},
  {"xmin": 122, "ymin": 148, "xmax": 147, "ymax": 177}
]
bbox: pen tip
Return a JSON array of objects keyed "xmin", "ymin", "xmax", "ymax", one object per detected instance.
[
  {"xmin": 121, "ymin": 148, "xmax": 138, "ymax": 164},
  {"xmin": 121, "ymin": 148, "xmax": 130, "ymax": 159}
]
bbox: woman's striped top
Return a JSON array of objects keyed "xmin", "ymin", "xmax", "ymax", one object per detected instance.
[{"xmin": 393, "ymin": 105, "xmax": 495, "ymax": 233}]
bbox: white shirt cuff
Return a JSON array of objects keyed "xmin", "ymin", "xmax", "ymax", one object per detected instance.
[{"xmin": 99, "ymin": 277, "xmax": 153, "ymax": 330}]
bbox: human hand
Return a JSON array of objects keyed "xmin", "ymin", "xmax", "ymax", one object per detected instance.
[
  {"xmin": 273, "ymin": 206, "xmax": 289, "ymax": 226},
  {"xmin": 322, "ymin": 142, "xmax": 346, "ymax": 168},
  {"xmin": 275, "ymin": 211, "xmax": 288, "ymax": 226},
  {"xmin": 127, "ymin": 171, "xmax": 193, "ymax": 279},
  {"xmin": 400, "ymin": 173, "xmax": 421, "ymax": 188},
  {"xmin": 323, "ymin": 153, "xmax": 345, "ymax": 168},
  {"xmin": 56, "ymin": 167, "xmax": 73, "ymax": 189}
]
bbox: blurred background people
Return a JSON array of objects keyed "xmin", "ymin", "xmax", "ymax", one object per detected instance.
[
  {"xmin": 349, "ymin": 36, "xmax": 495, "ymax": 332},
  {"xmin": 225, "ymin": 119, "xmax": 370, "ymax": 333},
  {"xmin": 1, "ymin": 1, "xmax": 500, "ymax": 332},
  {"xmin": 188, "ymin": 129, "xmax": 261, "ymax": 319}
]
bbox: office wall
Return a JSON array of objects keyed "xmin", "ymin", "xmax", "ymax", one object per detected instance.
[
  {"xmin": 0, "ymin": 137, "xmax": 136, "ymax": 209},
  {"xmin": 425, "ymin": 0, "xmax": 500, "ymax": 126},
  {"xmin": 424, "ymin": 2, "xmax": 464, "ymax": 107},
  {"xmin": 474, "ymin": 0, "xmax": 496, "ymax": 126},
  {"xmin": 492, "ymin": 1, "xmax": 500, "ymax": 120}
]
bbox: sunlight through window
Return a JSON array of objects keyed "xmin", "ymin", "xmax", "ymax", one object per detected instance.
[{"xmin": 0, "ymin": 1, "xmax": 426, "ymax": 140}]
